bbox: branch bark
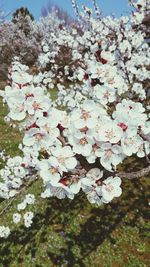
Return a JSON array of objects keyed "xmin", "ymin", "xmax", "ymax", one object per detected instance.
[
  {"xmin": 117, "ymin": 165, "xmax": 150, "ymax": 179},
  {"xmin": 138, "ymin": 129, "xmax": 150, "ymax": 143}
]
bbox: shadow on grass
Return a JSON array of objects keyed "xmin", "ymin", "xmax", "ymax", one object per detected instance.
[{"xmin": 0, "ymin": 178, "xmax": 149, "ymax": 267}]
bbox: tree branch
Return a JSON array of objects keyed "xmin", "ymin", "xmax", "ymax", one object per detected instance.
[
  {"xmin": 143, "ymin": 143, "xmax": 150, "ymax": 163},
  {"xmin": 57, "ymin": 136, "xmax": 67, "ymax": 146},
  {"xmin": 117, "ymin": 165, "xmax": 150, "ymax": 179},
  {"xmin": 138, "ymin": 129, "xmax": 150, "ymax": 143},
  {"xmin": 0, "ymin": 176, "xmax": 38, "ymax": 217}
]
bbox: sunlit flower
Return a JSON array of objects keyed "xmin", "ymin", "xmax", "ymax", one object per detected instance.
[{"xmin": 101, "ymin": 176, "xmax": 122, "ymax": 203}]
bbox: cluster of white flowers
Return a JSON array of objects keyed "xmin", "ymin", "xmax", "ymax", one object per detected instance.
[
  {"xmin": 13, "ymin": 194, "xmax": 35, "ymax": 227},
  {"xmin": 129, "ymin": 0, "xmax": 149, "ymax": 24},
  {"xmin": 0, "ymin": 156, "xmax": 31, "ymax": 199},
  {"xmin": 0, "ymin": 226, "xmax": 10, "ymax": 238},
  {"xmin": 81, "ymin": 168, "xmax": 122, "ymax": 205},
  {"xmin": 0, "ymin": 0, "xmax": 149, "ymax": 237},
  {"xmin": 64, "ymin": 99, "xmax": 149, "ymax": 170},
  {"xmin": 23, "ymin": 212, "xmax": 34, "ymax": 228},
  {"xmin": 17, "ymin": 194, "xmax": 35, "ymax": 211}
]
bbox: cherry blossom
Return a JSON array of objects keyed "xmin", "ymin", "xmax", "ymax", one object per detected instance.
[
  {"xmin": 23, "ymin": 212, "xmax": 34, "ymax": 228},
  {"xmin": 50, "ymin": 146, "xmax": 77, "ymax": 172},
  {"xmin": 0, "ymin": 0, "xmax": 150, "ymax": 237},
  {"xmin": 13, "ymin": 213, "xmax": 21, "ymax": 224},
  {"xmin": 0, "ymin": 226, "xmax": 10, "ymax": 238},
  {"xmin": 101, "ymin": 176, "xmax": 122, "ymax": 203}
]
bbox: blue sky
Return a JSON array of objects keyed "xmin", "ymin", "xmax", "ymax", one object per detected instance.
[{"xmin": 2, "ymin": 0, "xmax": 131, "ymax": 19}]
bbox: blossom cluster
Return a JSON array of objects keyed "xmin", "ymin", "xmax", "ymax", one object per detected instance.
[{"xmin": 0, "ymin": 0, "xmax": 150, "ymax": 237}]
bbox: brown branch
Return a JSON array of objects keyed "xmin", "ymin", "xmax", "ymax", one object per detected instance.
[
  {"xmin": 0, "ymin": 197, "xmax": 15, "ymax": 217},
  {"xmin": 57, "ymin": 136, "xmax": 67, "ymax": 146},
  {"xmin": 138, "ymin": 129, "xmax": 150, "ymax": 143},
  {"xmin": 117, "ymin": 165, "xmax": 150, "ymax": 179},
  {"xmin": 137, "ymin": 129, "xmax": 150, "ymax": 163},
  {"xmin": 66, "ymin": 164, "xmax": 150, "ymax": 180},
  {"xmin": 142, "ymin": 14, "xmax": 150, "ymax": 26},
  {"xmin": 143, "ymin": 143, "xmax": 150, "ymax": 163}
]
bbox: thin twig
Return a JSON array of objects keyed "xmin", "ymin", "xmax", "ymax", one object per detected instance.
[
  {"xmin": 143, "ymin": 143, "xmax": 150, "ymax": 163},
  {"xmin": 138, "ymin": 129, "xmax": 150, "ymax": 143},
  {"xmin": 0, "ymin": 176, "xmax": 38, "ymax": 217},
  {"xmin": 57, "ymin": 136, "xmax": 67, "ymax": 146}
]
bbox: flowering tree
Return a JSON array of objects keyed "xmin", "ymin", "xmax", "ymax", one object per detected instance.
[
  {"xmin": 41, "ymin": 0, "xmax": 73, "ymax": 26},
  {"xmin": 0, "ymin": 8, "xmax": 41, "ymax": 68},
  {"xmin": 0, "ymin": 0, "xmax": 150, "ymax": 238}
]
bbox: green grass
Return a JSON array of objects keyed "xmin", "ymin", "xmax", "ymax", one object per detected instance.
[{"xmin": 0, "ymin": 93, "xmax": 150, "ymax": 267}]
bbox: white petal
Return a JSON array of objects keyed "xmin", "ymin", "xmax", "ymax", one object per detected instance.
[
  {"xmin": 65, "ymin": 157, "xmax": 77, "ymax": 170},
  {"xmin": 23, "ymin": 136, "xmax": 34, "ymax": 146},
  {"xmin": 70, "ymin": 181, "xmax": 81, "ymax": 194},
  {"xmin": 114, "ymin": 187, "xmax": 122, "ymax": 197}
]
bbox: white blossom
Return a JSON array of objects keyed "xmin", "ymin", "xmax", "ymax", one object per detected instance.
[
  {"xmin": 23, "ymin": 212, "xmax": 34, "ymax": 228},
  {"xmin": 0, "ymin": 226, "xmax": 10, "ymax": 238},
  {"xmin": 101, "ymin": 176, "xmax": 122, "ymax": 203},
  {"xmin": 13, "ymin": 213, "xmax": 21, "ymax": 224}
]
